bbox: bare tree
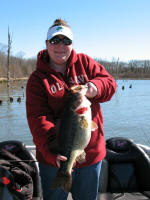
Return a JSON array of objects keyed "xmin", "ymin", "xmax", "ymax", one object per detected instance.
[{"xmin": 7, "ymin": 26, "xmax": 12, "ymax": 88}]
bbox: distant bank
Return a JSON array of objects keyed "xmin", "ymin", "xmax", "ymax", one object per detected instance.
[
  {"xmin": 0, "ymin": 76, "xmax": 150, "ymax": 83},
  {"xmin": 0, "ymin": 77, "xmax": 28, "ymax": 83}
]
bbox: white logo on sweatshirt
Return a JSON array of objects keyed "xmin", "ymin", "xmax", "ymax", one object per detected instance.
[
  {"xmin": 50, "ymin": 83, "xmax": 63, "ymax": 94},
  {"xmin": 50, "ymin": 75, "xmax": 88, "ymax": 94},
  {"xmin": 69, "ymin": 75, "xmax": 87, "ymax": 84}
]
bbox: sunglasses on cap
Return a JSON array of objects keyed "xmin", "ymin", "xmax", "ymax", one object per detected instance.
[{"xmin": 49, "ymin": 36, "xmax": 72, "ymax": 45}]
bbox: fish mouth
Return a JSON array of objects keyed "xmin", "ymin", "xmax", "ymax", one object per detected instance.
[
  {"xmin": 69, "ymin": 85, "xmax": 89, "ymax": 110},
  {"xmin": 70, "ymin": 85, "xmax": 83, "ymax": 93},
  {"xmin": 70, "ymin": 85, "xmax": 88, "ymax": 94}
]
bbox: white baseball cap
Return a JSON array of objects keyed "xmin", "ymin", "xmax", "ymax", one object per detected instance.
[{"xmin": 47, "ymin": 25, "xmax": 73, "ymax": 41}]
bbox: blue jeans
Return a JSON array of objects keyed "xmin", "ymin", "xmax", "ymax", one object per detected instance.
[{"xmin": 39, "ymin": 161, "xmax": 102, "ymax": 200}]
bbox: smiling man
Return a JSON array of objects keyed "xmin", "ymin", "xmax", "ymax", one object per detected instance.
[
  {"xmin": 26, "ymin": 18, "xmax": 117, "ymax": 200},
  {"xmin": 46, "ymin": 25, "xmax": 73, "ymax": 73}
]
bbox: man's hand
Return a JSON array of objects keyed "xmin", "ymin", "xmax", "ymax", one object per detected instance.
[
  {"xmin": 85, "ymin": 82, "xmax": 98, "ymax": 98},
  {"xmin": 56, "ymin": 155, "xmax": 76, "ymax": 171},
  {"xmin": 56, "ymin": 154, "xmax": 67, "ymax": 168}
]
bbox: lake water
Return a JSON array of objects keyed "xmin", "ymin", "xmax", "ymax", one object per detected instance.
[{"xmin": 0, "ymin": 79, "xmax": 150, "ymax": 146}]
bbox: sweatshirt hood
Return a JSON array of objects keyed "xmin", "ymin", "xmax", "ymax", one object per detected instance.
[{"xmin": 36, "ymin": 49, "xmax": 77, "ymax": 74}]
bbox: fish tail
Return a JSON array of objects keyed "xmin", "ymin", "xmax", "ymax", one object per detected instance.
[{"xmin": 51, "ymin": 170, "xmax": 72, "ymax": 192}]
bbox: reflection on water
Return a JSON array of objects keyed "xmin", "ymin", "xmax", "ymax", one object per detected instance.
[
  {"xmin": 0, "ymin": 79, "xmax": 150, "ymax": 146},
  {"xmin": 101, "ymin": 79, "xmax": 150, "ymax": 146},
  {"xmin": 0, "ymin": 80, "xmax": 32, "ymax": 145}
]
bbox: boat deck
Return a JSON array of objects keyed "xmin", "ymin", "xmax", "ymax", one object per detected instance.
[{"xmin": 26, "ymin": 144, "xmax": 150, "ymax": 200}]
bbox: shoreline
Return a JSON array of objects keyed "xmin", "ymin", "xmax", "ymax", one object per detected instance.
[
  {"xmin": 0, "ymin": 77, "xmax": 28, "ymax": 82},
  {"xmin": 0, "ymin": 77, "xmax": 150, "ymax": 83}
]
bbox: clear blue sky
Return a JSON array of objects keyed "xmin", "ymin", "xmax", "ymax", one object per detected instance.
[{"xmin": 0, "ymin": 0, "xmax": 150, "ymax": 62}]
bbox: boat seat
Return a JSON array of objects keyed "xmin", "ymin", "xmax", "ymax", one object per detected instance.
[
  {"xmin": 99, "ymin": 137, "xmax": 150, "ymax": 200},
  {"xmin": 0, "ymin": 140, "xmax": 42, "ymax": 200}
]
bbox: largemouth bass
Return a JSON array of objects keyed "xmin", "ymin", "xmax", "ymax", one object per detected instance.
[{"xmin": 51, "ymin": 85, "xmax": 97, "ymax": 192}]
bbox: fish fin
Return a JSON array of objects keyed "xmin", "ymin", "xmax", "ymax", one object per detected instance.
[
  {"xmin": 76, "ymin": 151, "xmax": 86, "ymax": 164},
  {"xmin": 51, "ymin": 170, "xmax": 72, "ymax": 192},
  {"xmin": 91, "ymin": 121, "xmax": 98, "ymax": 131}
]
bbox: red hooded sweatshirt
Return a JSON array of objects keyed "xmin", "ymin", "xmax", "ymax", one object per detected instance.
[{"xmin": 26, "ymin": 49, "xmax": 117, "ymax": 168}]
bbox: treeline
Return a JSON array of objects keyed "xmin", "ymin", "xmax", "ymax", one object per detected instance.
[
  {"xmin": 96, "ymin": 59, "xmax": 150, "ymax": 79},
  {"xmin": 0, "ymin": 50, "xmax": 36, "ymax": 79},
  {"xmin": 0, "ymin": 49, "xmax": 150, "ymax": 80}
]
